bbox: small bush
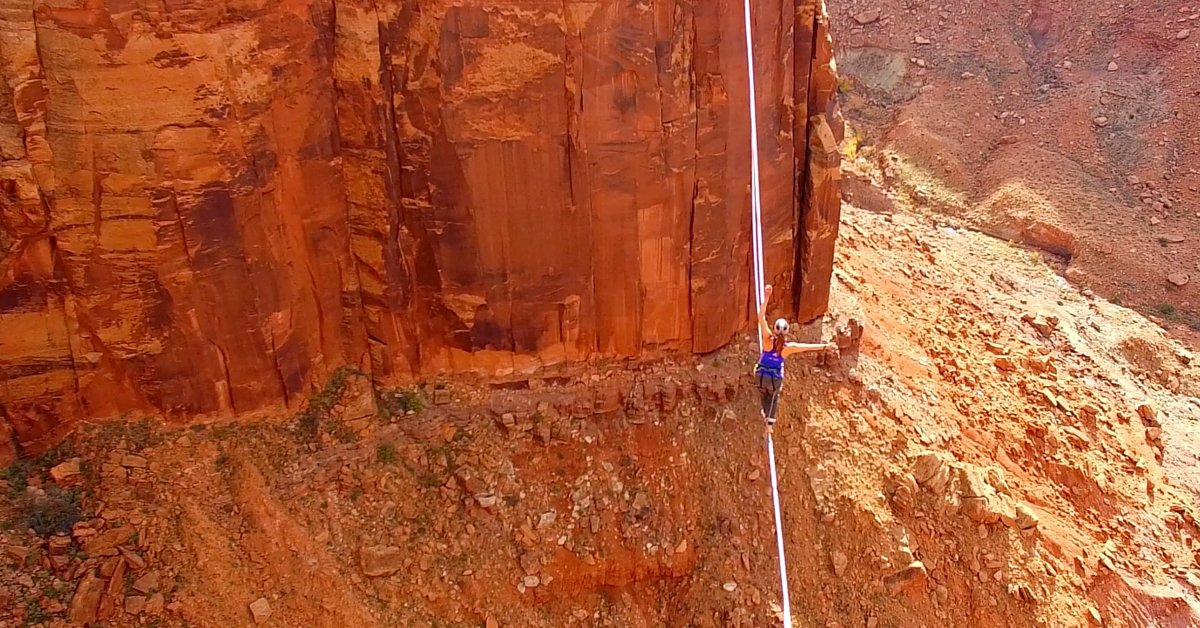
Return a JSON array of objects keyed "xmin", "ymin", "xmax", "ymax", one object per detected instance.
[
  {"xmin": 375, "ymin": 388, "xmax": 424, "ymax": 420},
  {"xmin": 25, "ymin": 598, "xmax": 48, "ymax": 624},
  {"xmin": 43, "ymin": 582, "xmax": 68, "ymax": 601},
  {"xmin": 376, "ymin": 443, "xmax": 397, "ymax": 465},
  {"xmin": 1157, "ymin": 303, "xmax": 1177, "ymax": 317},
  {"xmin": 2, "ymin": 440, "xmax": 81, "ymax": 496},
  {"xmin": 16, "ymin": 487, "xmax": 82, "ymax": 536},
  {"xmin": 95, "ymin": 418, "xmax": 156, "ymax": 451},
  {"xmin": 0, "ymin": 462, "xmax": 30, "ymax": 495},
  {"xmin": 332, "ymin": 425, "xmax": 359, "ymax": 444},
  {"xmin": 296, "ymin": 366, "xmax": 365, "ymax": 439}
]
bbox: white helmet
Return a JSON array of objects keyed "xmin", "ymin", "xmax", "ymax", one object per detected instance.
[{"xmin": 773, "ymin": 318, "xmax": 790, "ymax": 336}]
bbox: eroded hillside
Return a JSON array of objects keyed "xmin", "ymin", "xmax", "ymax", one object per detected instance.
[
  {"xmin": 830, "ymin": 0, "xmax": 1200, "ymax": 346},
  {"xmin": 3, "ymin": 203, "xmax": 1198, "ymax": 627}
]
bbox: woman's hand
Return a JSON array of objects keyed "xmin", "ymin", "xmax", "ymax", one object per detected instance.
[{"xmin": 760, "ymin": 284, "xmax": 773, "ymax": 316}]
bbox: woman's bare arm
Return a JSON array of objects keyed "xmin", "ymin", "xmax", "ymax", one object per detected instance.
[
  {"xmin": 758, "ymin": 284, "xmax": 774, "ymax": 343},
  {"xmin": 780, "ymin": 341, "xmax": 836, "ymax": 358}
]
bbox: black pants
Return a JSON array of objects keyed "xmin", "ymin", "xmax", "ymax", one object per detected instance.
[{"xmin": 756, "ymin": 373, "xmax": 783, "ymax": 420}]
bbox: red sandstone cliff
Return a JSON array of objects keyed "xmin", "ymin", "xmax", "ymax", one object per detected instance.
[{"xmin": 0, "ymin": 0, "xmax": 841, "ymax": 457}]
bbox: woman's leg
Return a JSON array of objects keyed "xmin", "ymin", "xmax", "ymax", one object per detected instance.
[
  {"xmin": 756, "ymin": 374, "xmax": 773, "ymax": 416},
  {"xmin": 765, "ymin": 377, "xmax": 783, "ymax": 422}
]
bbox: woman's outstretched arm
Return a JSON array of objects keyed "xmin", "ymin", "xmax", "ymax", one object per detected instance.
[
  {"xmin": 780, "ymin": 341, "xmax": 836, "ymax": 358},
  {"xmin": 758, "ymin": 284, "xmax": 774, "ymax": 344}
]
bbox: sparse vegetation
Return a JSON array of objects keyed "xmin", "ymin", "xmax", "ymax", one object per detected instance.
[
  {"xmin": 296, "ymin": 365, "xmax": 365, "ymax": 439},
  {"xmin": 93, "ymin": 417, "xmax": 157, "ymax": 451},
  {"xmin": 1, "ymin": 442, "xmax": 77, "ymax": 497},
  {"xmin": 841, "ymin": 122, "xmax": 865, "ymax": 160},
  {"xmin": 1, "ymin": 461, "xmax": 30, "ymax": 495},
  {"xmin": 14, "ymin": 487, "xmax": 82, "ymax": 535},
  {"xmin": 375, "ymin": 387, "xmax": 424, "ymax": 420},
  {"xmin": 77, "ymin": 459, "xmax": 97, "ymax": 497},
  {"xmin": 416, "ymin": 467, "xmax": 443, "ymax": 489},
  {"xmin": 1152, "ymin": 305, "xmax": 1200, "ymax": 331},
  {"xmin": 42, "ymin": 582, "xmax": 68, "ymax": 600},
  {"xmin": 211, "ymin": 424, "xmax": 239, "ymax": 441},
  {"xmin": 24, "ymin": 598, "xmax": 48, "ymax": 626},
  {"xmin": 214, "ymin": 452, "xmax": 231, "ymax": 471},
  {"xmin": 332, "ymin": 424, "xmax": 359, "ymax": 444},
  {"xmin": 376, "ymin": 443, "xmax": 397, "ymax": 465}
]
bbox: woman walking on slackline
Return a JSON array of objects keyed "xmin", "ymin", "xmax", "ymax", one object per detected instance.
[{"xmin": 754, "ymin": 284, "xmax": 836, "ymax": 432}]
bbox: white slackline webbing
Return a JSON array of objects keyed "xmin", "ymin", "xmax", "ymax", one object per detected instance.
[{"xmin": 742, "ymin": 0, "xmax": 794, "ymax": 625}]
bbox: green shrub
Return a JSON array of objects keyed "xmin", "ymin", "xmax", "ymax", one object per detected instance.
[
  {"xmin": 376, "ymin": 443, "xmax": 397, "ymax": 465},
  {"xmin": 0, "ymin": 462, "xmax": 30, "ymax": 495},
  {"xmin": 296, "ymin": 366, "xmax": 365, "ymax": 439},
  {"xmin": 16, "ymin": 487, "xmax": 81, "ymax": 536},
  {"xmin": 375, "ymin": 388, "xmax": 423, "ymax": 419},
  {"xmin": 25, "ymin": 598, "xmax": 48, "ymax": 624}
]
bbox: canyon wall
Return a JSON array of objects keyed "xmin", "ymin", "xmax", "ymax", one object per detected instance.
[{"xmin": 0, "ymin": 0, "xmax": 842, "ymax": 456}]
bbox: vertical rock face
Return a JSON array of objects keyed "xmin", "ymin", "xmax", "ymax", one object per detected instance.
[{"xmin": 0, "ymin": 0, "xmax": 841, "ymax": 454}]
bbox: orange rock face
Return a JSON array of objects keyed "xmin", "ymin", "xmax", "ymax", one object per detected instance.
[{"xmin": 0, "ymin": 0, "xmax": 841, "ymax": 455}]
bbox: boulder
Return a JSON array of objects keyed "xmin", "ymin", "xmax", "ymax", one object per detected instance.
[{"xmin": 360, "ymin": 545, "xmax": 404, "ymax": 577}]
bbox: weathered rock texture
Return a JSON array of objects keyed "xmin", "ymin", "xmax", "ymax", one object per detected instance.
[{"xmin": 0, "ymin": 0, "xmax": 842, "ymax": 455}]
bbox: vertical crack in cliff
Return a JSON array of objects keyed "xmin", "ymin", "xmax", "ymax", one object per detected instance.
[
  {"xmin": 167, "ymin": 188, "xmax": 196, "ymax": 270},
  {"xmin": 685, "ymin": 1, "xmax": 698, "ymax": 334},
  {"xmin": 48, "ymin": 235, "xmax": 85, "ymax": 407},
  {"xmin": 375, "ymin": 10, "xmax": 403, "ymax": 362},
  {"xmin": 214, "ymin": 39, "xmax": 287, "ymax": 397},
  {"xmin": 211, "ymin": 340, "xmax": 237, "ymax": 415},
  {"xmin": 26, "ymin": 12, "xmax": 53, "ymax": 184},
  {"xmin": 562, "ymin": 0, "xmax": 600, "ymax": 357},
  {"xmin": 268, "ymin": 334, "xmax": 290, "ymax": 410},
  {"xmin": 497, "ymin": 159, "xmax": 518, "ymax": 369},
  {"xmin": 792, "ymin": 2, "xmax": 822, "ymax": 312},
  {"xmin": 89, "ymin": 125, "xmax": 103, "ymax": 239},
  {"xmin": 28, "ymin": 16, "xmax": 49, "ymax": 100},
  {"xmin": 306, "ymin": 259, "xmax": 329, "ymax": 361},
  {"xmin": 327, "ymin": 0, "xmax": 375, "ymax": 376},
  {"xmin": 651, "ymin": 5, "xmax": 669, "ymax": 147},
  {"xmin": 561, "ymin": 0, "xmax": 577, "ymax": 210},
  {"xmin": 776, "ymin": 0, "xmax": 797, "ymax": 293},
  {"xmin": 56, "ymin": 296, "xmax": 85, "ymax": 407}
]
